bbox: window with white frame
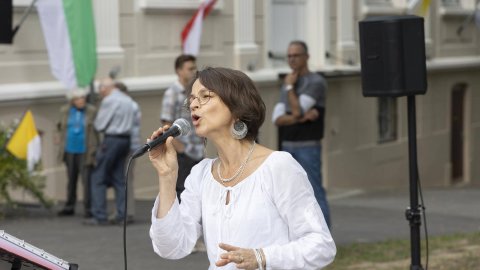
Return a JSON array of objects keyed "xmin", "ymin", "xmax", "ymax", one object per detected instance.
[
  {"xmin": 268, "ymin": 0, "xmax": 307, "ymax": 67},
  {"xmin": 378, "ymin": 97, "xmax": 398, "ymax": 143}
]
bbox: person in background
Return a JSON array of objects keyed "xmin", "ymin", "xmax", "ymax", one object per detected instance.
[
  {"xmin": 84, "ymin": 77, "xmax": 134, "ymax": 226},
  {"xmin": 116, "ymin": 81, "xmax": 141, "ymax": 224},
  {"xmin": 160, "ymin": 54, "xmax": 204, "ymax": 202},
  {"xmin": 149, "ymin": 67, "xmax": 336, "ymax": 269},
  {"xmin": 272, "ymin": 40, "xmax": 331, "ymax": 228},
  {"xmin": 160, "ymin": 54, "xmax": 206, "ymax": 251},
  {"xmin": 56, "ymin": 88, "xmax": 98, "ymax": 218}
]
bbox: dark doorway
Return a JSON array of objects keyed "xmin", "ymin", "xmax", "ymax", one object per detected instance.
[{"xmin": 451, "ymin": 83, "xmax": 466, "ymax": 183}]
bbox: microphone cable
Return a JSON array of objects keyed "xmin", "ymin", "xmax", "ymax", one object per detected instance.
[
  {"xmin": 417, "ymin": 167, "xmax": 429, "ymax": 270},
  {"xmin": 123, "ymin": 154, "xmax": 135, "ymax": 270}
]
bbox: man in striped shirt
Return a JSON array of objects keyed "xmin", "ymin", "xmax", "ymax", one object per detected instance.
[{"xmin": 161, "ymin": 55, "xmax": 204, "ymax": 202}]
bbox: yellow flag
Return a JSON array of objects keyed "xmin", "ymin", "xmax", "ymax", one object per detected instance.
[
  {"xmin": 6, "ymin": 110, "xmax": 42, "ymax": 171},
  {"xmin": 407, "ymin": 0, "xmax": 431, "ymax": 16},
  {"xmin": 420, "ymin": 0, "xmax": 431, "ymax": 16}
]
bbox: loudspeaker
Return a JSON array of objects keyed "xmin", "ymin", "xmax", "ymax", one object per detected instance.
[
  {"xmin": 359, "ymin": 15, "xmax": 427, "ymax": 97},
  {"xmin": 0, "ymin": 0, "xmax": 13, "ymax": 44}
]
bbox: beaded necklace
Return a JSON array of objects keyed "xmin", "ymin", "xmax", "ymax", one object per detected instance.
[{"xmin": 217, "ymin": 141, "xmax": 256, "ymax": 183}]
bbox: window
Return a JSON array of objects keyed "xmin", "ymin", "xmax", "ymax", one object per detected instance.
[
  {"xmin": 378, "ymin": 97, "xmax": 397, "ymax": 143},
  {"xmin": 269, "ymin": 0, "xmax": 307, "ymax": 67}
]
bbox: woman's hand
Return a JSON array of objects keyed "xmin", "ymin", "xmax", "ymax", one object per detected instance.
[
  {"xmin": 148, "ymin": 125, "xmax": 179, "ymax": 177},
  {"xmin": 215, "ymin": 243, "xmax": 261, "ymax": 270},
  {"xmin": 150, "ymin": 125, "xmax": 180, "ymax": 218}
]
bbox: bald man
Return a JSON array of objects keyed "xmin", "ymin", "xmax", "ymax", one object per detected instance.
[{"xmin": 84, "ymin": 77, "xmax": 135, "ymax": 226}]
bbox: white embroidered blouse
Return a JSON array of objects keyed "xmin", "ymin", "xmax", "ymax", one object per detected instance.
[{"xmin": 150, "ymin": 151, "xmax": 336, "ymax": 269}]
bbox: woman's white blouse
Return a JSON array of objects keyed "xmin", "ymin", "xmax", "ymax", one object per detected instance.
[{"xmin": 150, "ymin": 151, "xmax": 336, "ymax": 269}]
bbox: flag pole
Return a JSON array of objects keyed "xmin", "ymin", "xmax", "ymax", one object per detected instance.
[
  {"xmin": 456, "ymin": 0, "xmax": 480, "ymax": 36},
  {"xmin": 2, "ymin": 109, "xmax": 27, "ymax": 149},
  {"xmin": 87, "ymin": 80, "xmax": 96, "ymax": 105},
  {"xmin": 11, "ymin": 0, "xmax": 39, "ymax": 39}
]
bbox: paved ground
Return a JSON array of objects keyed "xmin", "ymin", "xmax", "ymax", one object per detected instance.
[{"xmin": 1, "ymin": 187, "xmax": 479, "ymax": 269}]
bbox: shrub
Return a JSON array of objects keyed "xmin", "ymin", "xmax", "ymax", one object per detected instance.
[{"xmin": 0, "ymin": 121, "xmax": 52, "ymax": 214}]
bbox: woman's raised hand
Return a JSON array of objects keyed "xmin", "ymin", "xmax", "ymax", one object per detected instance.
[{"xmin": 148, "ymin": 125, "xmax": 179, "ymax": 177}]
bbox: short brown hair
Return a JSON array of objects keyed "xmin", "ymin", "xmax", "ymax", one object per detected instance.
[
  {"xmin": 289, "ymin": 40, "xmax": 309, "ymax": 54},
  {"xmin": 187, "ymin": 67, "xmax": 266, "ymax": 141},
  {"xmin": 175, "ymin": 54, "xmax": 196, "ymax": 70}
]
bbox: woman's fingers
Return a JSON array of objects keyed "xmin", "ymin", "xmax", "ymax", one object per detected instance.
[
  {"xmin": 215, "ymin": 258, "xmax": 230, "ymax": 267},
  {"xmin": 148, "ymin": 125, "xmax": 174, "ymax": 159},
  {"xmin": 216, "ymin": 244, "xmax": 258, "ymax": 270},
  {"xmin": 219, "ymin": 242, "xmax": 238, "ymax": 252},
  {"xmin": 150, "ymin": 125, "xmax": 171, "ymax": 140}
]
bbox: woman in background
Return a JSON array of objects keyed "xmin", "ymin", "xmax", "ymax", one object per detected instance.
[{"xmin": 56, "ymin": 88, "xmax": 98, "ymax": 218}]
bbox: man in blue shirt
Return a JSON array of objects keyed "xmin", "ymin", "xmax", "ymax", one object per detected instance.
[
  {"xmin": 56, "ymin": 88, "xmax": 98, "ymax": 217},
  {"xmin": 84, "ymin": 77, "xmax": 135, "ymax": 225}
]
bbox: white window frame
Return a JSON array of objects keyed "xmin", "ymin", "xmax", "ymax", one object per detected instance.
[
  {"xmin": 439, "ymin": 0, "xmax": 476, "ymax": 16},
  {"xmin": 138, "ymin": 0, "xmax": 223, "ymax": 11},
  {"xmin": 13, "ymin": 0, "xmax": 32, "ymax": 7},
  {"xmin": 378, "ymin": 97, "xmax": 398, "ymax": 143}
]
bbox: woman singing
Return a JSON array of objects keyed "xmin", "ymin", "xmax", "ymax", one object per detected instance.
[{"xmin": 149, "ymin": 67, "xmax": 336, "ymax": 269}]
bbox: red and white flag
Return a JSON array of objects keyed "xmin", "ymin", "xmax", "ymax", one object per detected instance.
[{"xmin": 181, "ymin": 0, "xmax": 217, "ymax": 56}]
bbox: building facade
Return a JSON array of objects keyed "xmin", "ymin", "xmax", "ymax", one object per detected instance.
[{"xmin": 1, "ymin": 0, "xmax": 479, "ymax": 202}]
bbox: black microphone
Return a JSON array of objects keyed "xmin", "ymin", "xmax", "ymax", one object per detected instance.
[{"xmin": 131, "ymin": 118, "xmax": 191, "ymax": 159}]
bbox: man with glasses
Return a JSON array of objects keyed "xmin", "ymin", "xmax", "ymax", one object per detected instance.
[
  {"xmin": 272, "ymin": 40, "xmax": 331, "ymax": 228},
  {"xmin": 160, "ymin": 55, "xmax": 204, "ymax": 202}
]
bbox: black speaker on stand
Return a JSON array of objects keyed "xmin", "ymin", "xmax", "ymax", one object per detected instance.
[
  {"xmin": 359, "ymin": 15, "xmax": 427, "ymax": 270},
  {"xmin": 0, "ymin": 0, "xmax": 13, "ymax": 44},
  {"xmin": 1, "ymin": 0, "xmax": 40, "ymax": 45}
]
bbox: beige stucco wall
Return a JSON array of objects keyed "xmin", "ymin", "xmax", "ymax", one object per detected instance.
[
  {"xmin": 0, "ymin": 79, "xmax": 282, "ymax": 202},
  {"xmin": 1, "ymin": 1, "xmax": 480, "ymax": 204},
  {"xmin": 324, "ymin": 67, "xmax": 480, "ymax": 190}
]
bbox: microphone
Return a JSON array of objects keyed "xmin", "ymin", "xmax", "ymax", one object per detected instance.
[{"xmin": 131, "ymin": 118, "xmax": 191, "ymax": 159}]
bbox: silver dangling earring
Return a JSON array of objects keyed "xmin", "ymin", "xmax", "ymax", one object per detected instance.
[{"xmin": 231, "ymin": 120, "xmax": 248, "ymax": 140}]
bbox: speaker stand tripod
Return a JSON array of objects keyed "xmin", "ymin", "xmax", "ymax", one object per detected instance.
[{"xmin": 405, "ymin": 95, "xmax": 424, "ymax": 270}]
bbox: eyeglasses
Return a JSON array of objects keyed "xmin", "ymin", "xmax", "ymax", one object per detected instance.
[
  {"xmin": 287, "ymin": 53, "xmax": 306, "ymax": 59},
  {"xmin": 183, "ymin": 89, "xmax": 213, "ymax": 111}
]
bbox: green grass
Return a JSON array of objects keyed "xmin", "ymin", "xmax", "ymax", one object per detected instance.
[{"xmin": 325, "ymin": 232, "xmax": 480, "ymax": 269}]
